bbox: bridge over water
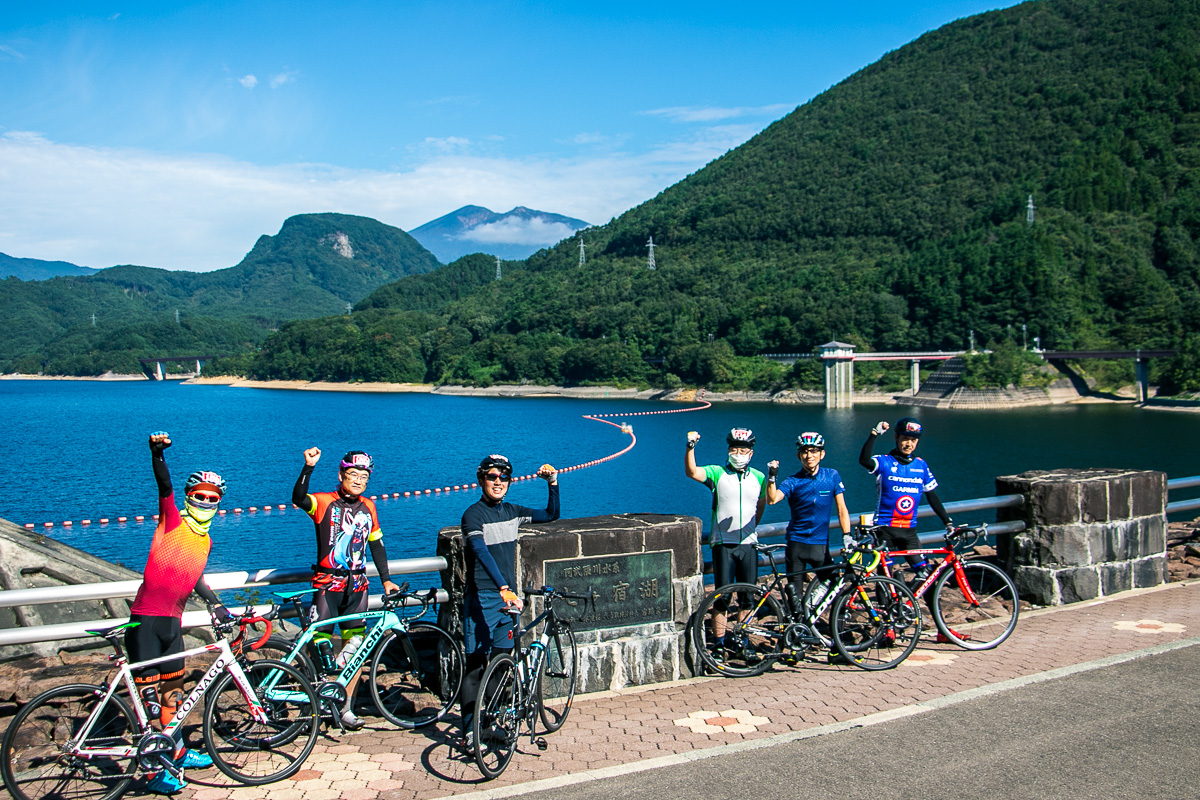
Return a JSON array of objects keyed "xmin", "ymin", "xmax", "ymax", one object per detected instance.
[
  {"xmin": 764, "ymin": 343, "xmax": 1176, "ymax": 407},
  {"xmin": 137, "ymin": 354, "xmax": 223, "ymax": 381}
]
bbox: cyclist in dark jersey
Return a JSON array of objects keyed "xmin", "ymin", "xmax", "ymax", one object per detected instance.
[
  {"xmin": 458, "ymin": 454, "xmax": 559, "ymax": 746},
  {"xmin": 292, "ymin": 447, "xmax": 399, "ymax": 729},
  {"xmin": 859, "ymin": 417, "xmax": 954, "ymax": 577},
  {"xmin": 766, "ymin": 431, "xmax": 852, "ymax": 608},
  {"xmin": 127, "ymin": 431, "xmax": 230, "ymax": 794}
]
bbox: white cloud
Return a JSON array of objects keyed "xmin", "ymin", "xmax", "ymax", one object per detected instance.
[
  {"xmin": 459, "ymin": 217, "xmax": 580, "ymax": 246},
  {"xmin": 239, "ymin": 74, "xmax": 258, "ymax": 89},
  {"xmin": 268, "ymin": 71, "xmax": 297, "ymax": 89},
  {"xmin": 0, "ymin": 125, "xmax": 760, "ymax": 271},
  {"xmin": 642, "ymin": 104, "xmax": 794, "ymax": 123}
]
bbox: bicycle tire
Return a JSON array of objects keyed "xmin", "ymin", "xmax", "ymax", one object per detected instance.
[
  {"xmin": 473, "ymin": 653, "xmax": 519, "ymax": 780},
  {"xmin": 202, "ymin": 659, "xmax": 320, "ymax": 785},
  {"xmin": 691, "ymin": 583, "xmax": 783, "ymax": 677},
  {"xmin": 831, "ymin": 576, "xmax": 922, "ymax": 670},
  {"xmin": 1, "ymin": 684, "xmax": 137, "ymax": 800},
  {"xmin": 369, "ymin": 623, "xmax": 464, "ymax": 729},
  {"xmin": 932, "ymin": 560, "xmax": 1019, "ymax": 650},
  {"xmin": 537, "ymin": 620, "xmax": 578, "ymax": 733}
]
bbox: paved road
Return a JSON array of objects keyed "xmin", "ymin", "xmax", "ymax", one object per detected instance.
[{"xmin": 516, "ymin": 641, "xmax": 1200, "ymax": 800}]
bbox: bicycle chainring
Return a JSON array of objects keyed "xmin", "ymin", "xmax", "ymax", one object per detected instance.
[{"xmin": 135, "ymin": 732, "xmax": 176, "ymax": 771}]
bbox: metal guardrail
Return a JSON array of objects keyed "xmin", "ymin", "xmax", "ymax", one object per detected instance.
[
  {"xmin": 1168, "ymin": 476, "xmax": 1200, "ymax": 514},
  {"xmin": 0, "ymin": 557, "xmax": 448, "ymax": 647}
]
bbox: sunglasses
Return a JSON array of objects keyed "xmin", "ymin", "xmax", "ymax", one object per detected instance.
[
  {"xmin": 484, "ymin": 472, "xmax": 513, "ymax": 483},
  {"xmin": 189, "ymin": 492, "xmax": 222, "ymax": 503}
]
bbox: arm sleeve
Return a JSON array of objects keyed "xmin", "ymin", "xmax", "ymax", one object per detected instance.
[
  {"xmin": 858, "ymin": 434, "xmax": 878, "ymax": 471},
  {"xmin": 193, "ymin": 577, "xmax": 220, "ymax": 606},
  {"xmin": 292, "ymin": 465, "xmax": 315, "ymax": 512},
  {"xmin": 925, "ymin": 489, "xmax": 952, "ymax": 525},
  {"xmin": 368, "ymin": 538, "xmax": 392, "ymax": 584},
  {"xmin": 467, "ymin": 534, "xmax": 508, "ymax": 588},
  {"xmin": 525, "ymin": 483, "xmax": 560, "ymax": 523},
  {"xmin": 152, "ymin": 452, "xmax": 172, "ymax": 498}
]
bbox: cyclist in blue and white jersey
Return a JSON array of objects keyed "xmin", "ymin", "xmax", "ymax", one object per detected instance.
[
  {"xmin": 859, "ymin": 417, "xmax": 954, "ymax": 583},
  {"xmin": 685, "ymin": 427, "xmax": 767, "ymax": 659},
  {"xmin": 766, "ymin": 431, "xmax": 851, "ymax": 611}
]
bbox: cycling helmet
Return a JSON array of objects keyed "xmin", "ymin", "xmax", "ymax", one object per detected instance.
[
  {"xmin": 184, "ymin": 470, "xmax": 226, "ymax": 498},
  {"xmin": 796, "ymin": 431, "xmax": 825, "ymax": 449},
  {"xmin": 477, "ymin": 454, "xmax": 513, "ymax": 478},
  {"xmin": 726, "ymin": 428, "xmax": 756, "ymax": 449},
  {"xmin": 339, "ymin": 451, "xmax": 374, "ymax": 473},
  {"xmin": 894, "ymin": 418, "xmax": 923, "ymax": 439}
]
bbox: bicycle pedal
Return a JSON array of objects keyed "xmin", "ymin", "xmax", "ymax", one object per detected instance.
[{"xmin": 534, "ymin": 737, "xmax": 548, "ymax": 751}]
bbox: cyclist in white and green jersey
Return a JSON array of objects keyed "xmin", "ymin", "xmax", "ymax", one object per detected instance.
[{"xmin": 685, "ymin": 427, "xmax": 768, "ymax": 661}]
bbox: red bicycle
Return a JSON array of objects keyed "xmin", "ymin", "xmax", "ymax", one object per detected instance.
[{"xmin": 866, "ymin": 522, "xmax": 1019, "ymax": 650}]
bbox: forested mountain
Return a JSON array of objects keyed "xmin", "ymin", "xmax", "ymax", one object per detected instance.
[
  {"xmin": 0, "ymin": 214, "xmax": 440, "ymax": 375},
  {"xmin": 410, "ymin": 206, "xmax": 590, "ymax": 263},
  {"xmin": 0, "ymin": 253, "xmax": 98, "ymax": 280},
  {"xmin": 241, "ymin": 0, "xmax": 1200, "ymax": 390}
]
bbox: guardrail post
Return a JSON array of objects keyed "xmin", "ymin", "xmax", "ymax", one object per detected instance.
[{"xmin": 995, "ymin": 469, "xmax": 1167, "ymax": 605}]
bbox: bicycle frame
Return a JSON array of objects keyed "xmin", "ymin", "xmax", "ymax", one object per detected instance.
[
  {"xmin": 871, "ymin": 528, "xmax": 984, "ymax": 607},
  {"xmin": 67, "ymin": 637, "xmax": 266, "ymax": 762}
]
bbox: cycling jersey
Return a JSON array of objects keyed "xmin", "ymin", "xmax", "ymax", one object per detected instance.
[
  {"xmin": 462, "ymin": 486, "xmax": 561, "ymax": 594},
  {"xmin": 777, "ymin": 467, "xmax": 846, "ymax": 545},
  {"xmin": 869, "ymin": 454, "xmax": 938, "ymax": 528},
  {"xmin": 303, "ymin": 491, "xmax": 383, "ymax": 592},
  {"xmin": 129, "ymin": 493, "xmax": 213, "ymax": 618},
  {"xmin": 701, "ymin": 464, "xmax": 767, "ymax": 545}
]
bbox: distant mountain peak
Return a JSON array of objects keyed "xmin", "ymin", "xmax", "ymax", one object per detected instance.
[{"xmin": 410, "ymin": 205, "xmax": 589, "ymax": 263}]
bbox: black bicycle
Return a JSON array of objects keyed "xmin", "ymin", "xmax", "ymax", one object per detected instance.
[
  {"xmin": 472, "ymin": 586, "xmax": 589, "ymax": 779},
  {"xmin": 691, "ymin": 535, "xmax": 923, "ymax": 674}
]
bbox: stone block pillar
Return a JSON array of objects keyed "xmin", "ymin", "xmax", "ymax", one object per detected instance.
[
  {"xmin": 995, "ymin": 469, "xmax": 1167, "ymax": 605},
  {"xmin": 437, "ymin": 513, "xmax": 704, "ymax": 694}
]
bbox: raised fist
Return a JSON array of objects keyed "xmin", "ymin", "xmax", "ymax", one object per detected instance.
[
  {"xmin": 686, "ymin": 431, "xmax": 700, "ymax": 449},
  {"xmin": 148, "ymin": 432, "xmax": 172, "ymax": 452},
  {"xmin": 872, "ymin": 421, "xmax": 890, "ymax": 436},
  {"xmin": 303, "ymin": 447, "xmax": 321, "ymax": 467}
]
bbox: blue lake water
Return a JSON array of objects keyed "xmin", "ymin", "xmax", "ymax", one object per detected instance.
[{"xmin": 3, "ymin": 380, "xmax": 1198, "ymax": 593}]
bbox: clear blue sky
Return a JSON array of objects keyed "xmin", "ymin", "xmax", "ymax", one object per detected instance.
[{"xmin": 0, "ymin": 1, "xmax": 1021, "ymax": 270}]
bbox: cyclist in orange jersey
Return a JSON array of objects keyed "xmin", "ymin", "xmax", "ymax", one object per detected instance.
[{"xmin": 126, "ymin": 431, "xmax": 230, "ymax": 794}]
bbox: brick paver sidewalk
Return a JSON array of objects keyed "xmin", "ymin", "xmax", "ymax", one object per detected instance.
[{"xmin": 105, "ymin": 581, "xmax": 1200, "ymax": 800}]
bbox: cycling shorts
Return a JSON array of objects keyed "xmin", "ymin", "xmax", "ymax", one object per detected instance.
[
  {"xmin": 125, "ymin": 614, "xmax": 185, "ymax": 684},
  {"xmin": 785, "ymin": 542, "xmax": 833, "ymax": 598},
  {"xmin": 463, "ymin": 590, "xmax": 516, "ymax": 657},
  {"xmin": 310, "ymin": 583, "xmax": 369, "ymax": 635},
  {"xmin": 881, "ymin": 526, "xmax": 926, "ymax": 566},
  {"xmin": 710, "ymin": 543, "xmax": 757, "ymax": 612}
]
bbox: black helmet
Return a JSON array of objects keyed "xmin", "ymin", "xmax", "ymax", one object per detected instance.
[
  {"xmin": 477, "ymin": 454, "xmax": 513, "ymax": 478},
  {"xmin": 894, "ymin": 418, "xmax": 923, "ymax": 439},
  {"xmin": 726, "ymin": 428, "xmax": 756, "ymax": 448},
  {"xmin": 339, "ymin": 451, "xmax": 374, "ymax": 473}
]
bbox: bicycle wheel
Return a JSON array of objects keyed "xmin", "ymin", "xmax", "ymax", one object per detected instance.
[
  {"xmin": 1, "ymin": 684, "xmax": 137, "ymax": 800},
  {"xmin": 537, "ymin": 621, "xmax": 578, "ymax": 733},
  {"xmin": 831, "ymin": 576, "xmax": 922, "ymax": 670},
  {"xmin": 369, "ymin": 623, "xmax": 464, "ymax": 729},
  {"xmin": 691, "ymin": 583, "xmax": 783, "ymax": 678},
  {"xmin": 473, "ymin": 654, "xmax": 519, "ymax": 780},
  {"xmin": 932, "ymin": 560, "xmax": 1019, "ymax": 650},
  {"xmin": 203, "ymin": 659, "xmax": 320, "ymax": 785}
]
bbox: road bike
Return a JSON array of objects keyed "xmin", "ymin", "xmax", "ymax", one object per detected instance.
[
  {"xmin": 691, "ymin": 535, "xmax": 923, "ymax": 674},
  {"xmin": 265, "ymin": 582, "xmax": 463, "ymax": 730},
  {"xmin": 472, "ymin": 586, "xmax": 589, "ymax": 780},
  {"xmin": 0, "ymin": 609, "xmax": 320, "ymax": 800},
  {"xmin": 866, "ymin": 522, "xmax": 1019, "ymax": 650}
]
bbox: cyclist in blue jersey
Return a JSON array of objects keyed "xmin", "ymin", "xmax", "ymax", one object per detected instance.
[
  {"xmin": 859, "ymin": 417, "xmax": 954, "ymax": 584},
  {"xmin": 686, "ymin": 427, "xmax": 767, "ymax": 661},
  {"xmin": 766, "ymin": 431, "xmax": 852, "ymax": 612},
  {"xmin": 458, "ymin": 453, "xmax": 559, "ymax": 747}
]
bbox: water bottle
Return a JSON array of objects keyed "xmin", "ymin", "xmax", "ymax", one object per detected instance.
[
  {"xmin": 335, "ymin": 634, "xmax": 364, "ymax": 668},
  {"xmin": 806, "ymin": 579, "xmax": 830, "ymax": 613},
  {"xmin": 140, "ymin": 686, "xmax": 161, "ymax": 718},
  {"xmin": 315, "ymin": 638, "xmax": 336, "ymax": 674}
]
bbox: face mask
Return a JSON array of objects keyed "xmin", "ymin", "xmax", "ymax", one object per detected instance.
[
  {"xmin": 184, "ymin": 496, "xmax": 219, "ymax": 525},
  {"xmin": 728, "ymin": 453, "xmax": 751, "ymax": 471}
]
